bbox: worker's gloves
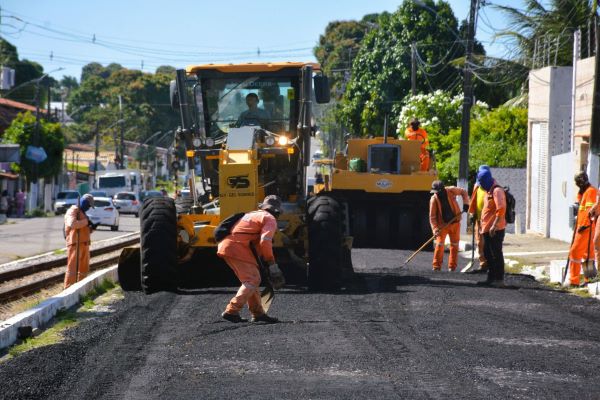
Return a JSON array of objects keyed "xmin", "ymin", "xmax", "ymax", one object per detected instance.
[
  {"xmin": 462, "ymin": 204, "xmax": 469, "ymax": 213},
  {"xmin": 268, "ymin": 263, "xmax": 285, "ymax": 290},
  {"xmin": 577, "ymin": 225, "xmax": 590, "ymax": 233}
]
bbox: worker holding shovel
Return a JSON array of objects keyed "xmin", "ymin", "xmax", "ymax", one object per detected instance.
[
  {"xmin": 64, "ymin": 194, "xmax": 96, "ymax": 289},
  {"xmin": 217, "ymin": 195, "xmax": 285, "ymax": 324},
  {"xmin": 429, "ymin": 180, "xmax": 469, "ymax": 271}
]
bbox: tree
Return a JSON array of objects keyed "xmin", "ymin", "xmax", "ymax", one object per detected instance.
[
  {"xmin": 3, "ymin": 112, "xmax": 65, "ymax": 181},
  {"xmin": 0, "ymin": 39, "xmax": 45, "ymax": 106},
  {"xmin": 155, "ymin": 65, "xmax": 176, "ymax": 76},
  {"xmin": 494, "ymin": 0, "xmax": 597, "ymax": 67},
  {"xmin": 338, "ymin": 0, "xmax": 467, "ymax": 136}
]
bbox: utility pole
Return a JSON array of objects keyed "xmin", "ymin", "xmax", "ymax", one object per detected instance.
[
  {"xmin": 411, "ymin": 43, "xmax": 417, "ymax": 96},
  {"xmin": 118, "ymin": 95, "xmax": 124, "ymax": 169},
  {"xmin": 93, "ymin": 122, "xmax": 100, "ymax": 189},
  {"xmin": 458, "ymin": 0, "xmax": 479, "ymax": 191}
]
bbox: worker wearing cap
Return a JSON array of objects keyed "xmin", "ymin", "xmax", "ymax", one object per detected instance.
[
  {"xmin": 467, "ymin": 165, "xmax": 490, "ymax": 272},
  {"xmin": 477, "ymin": 168, "xmax": 507, "ymax": 287},
  {"xmin": 64, "ymin": 194, "xmax": 97, "ymax": 289},
  {"xmin": 217, "ymin": 195, "xmax": 284, "ymax": 324},
  {"xmin": 568, "ymin": 172, "xmax": 597, "ymax": 287},
  {"xmin": 429, "ymin": 180, "xmax": 469, "ymax": 271},
  {"xmin": 404, "ymin": 118, "xmax": 430, "ymax": 171}
]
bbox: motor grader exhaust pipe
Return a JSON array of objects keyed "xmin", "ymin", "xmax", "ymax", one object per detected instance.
[{"xmin": 117, "ymin": 246, "xmax": 141, "ymax": 291}]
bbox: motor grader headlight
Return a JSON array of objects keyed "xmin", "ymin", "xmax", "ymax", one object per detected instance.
[
  {"xmin": 205, "ymin": 137, "xmax": 215, "ymax": 147},
  {"xmin": 278, "ymin": 136, "xmax": 289, "ymax": 146},
  {"xmin": 192, "ymin": 137, "xmax": 202, "ymax": 148},
  {"xmin": 265, "ymin": 136, "xmax": 276, "ymax": 146}
]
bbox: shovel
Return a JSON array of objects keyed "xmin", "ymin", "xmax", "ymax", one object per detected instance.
[
  {"xmin": 461, "ymin": 217, "xmax": 477, "ymax": 273},
  {"xmin": 402, "ymin": 212, "xmax": 462, "ymax": 267},
  {"xmin": 250, "ymin": 243, "xmax": 274, "ymax": 313}
]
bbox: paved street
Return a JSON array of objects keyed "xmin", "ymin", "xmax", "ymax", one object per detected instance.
[
  {"xmin": 0, "ymin": 215, "xmax": 140, "ymax": 264},
  {"xmin": 1, "ymin": 247, "xmax": 599, "ymax": 399}
]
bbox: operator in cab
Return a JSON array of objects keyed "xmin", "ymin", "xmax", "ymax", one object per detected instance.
[{"xmin": 237, "ymin": 93, "xmax": 271, "ymax": 128}]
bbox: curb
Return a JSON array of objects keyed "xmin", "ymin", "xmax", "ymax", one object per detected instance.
[{"xmin": 0, "ymin": 265, "xmax": 118, "ymax": 350}]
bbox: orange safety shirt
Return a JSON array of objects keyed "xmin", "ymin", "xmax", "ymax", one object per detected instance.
[
  {"xmin": 429, "ymin": 186, "xmax": 468, "ymax": 230},
  {"xmin": 217, "ymin": 210, "xmax": 277, "ymax": 264},
  {"xmin": 576, "ymin": 185, "xmax": 598, "ymax": 228},
  {"xmin": 480, "ymin": 182, "xmax": 506, "ymax": 234},
  {"xmin": 404, "ymin": 127, "xmax": 430, "ymax": 154},
  {"xmin": 64, "ymin": 205, "xmax": 91, "ymax": 246}
]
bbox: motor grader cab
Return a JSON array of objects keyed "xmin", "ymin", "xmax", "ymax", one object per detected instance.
[
  {"xmin": 314, "ymin": 124, "xmax": 438, "ymax": 249},
  {"xmin": 118, "ymin": 62, "xmax": 351, "ymax": 293}
]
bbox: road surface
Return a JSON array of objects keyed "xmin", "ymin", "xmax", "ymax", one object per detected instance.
[
  {"xmin": 0, "ymin": 214, "xmax": 140, "ymax": 264},
  {"xmin": 1, "ymin": 247, "xmax": 599, "ymax": 399}
]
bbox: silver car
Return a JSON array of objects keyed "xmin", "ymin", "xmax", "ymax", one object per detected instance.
[
  {"xmin": 113, "ymin": 192, "xmax": 141, "ymax": 217},
  {"xmin": 54, "ymin": 190, "xmax": 80, "ymax": 215}
]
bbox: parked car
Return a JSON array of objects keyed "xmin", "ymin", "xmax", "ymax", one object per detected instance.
[
  {"xmin": 140, "ymin": 190, "xmax": 163, "ymax": 202},
  {"xmin": 113, "ymin": 191, "xmax": 141, "ymax": 217},
  {"xmin": 88, "ymin": 190, "xmax": 108, "ymax": 198},
  {"xmin": 86, "ymin": 197, "xmax": 119, "ymax": 231},
  {"xmin": 54, "ymin": 190, "xmax": 80, "ymax": 215}
]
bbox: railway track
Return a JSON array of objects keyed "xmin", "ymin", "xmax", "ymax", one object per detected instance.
[{"xmin": 0, "ymin": 233, "xmax": 139, "ymax": 304}]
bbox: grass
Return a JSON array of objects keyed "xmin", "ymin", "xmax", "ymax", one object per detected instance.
[
  {"xmin": 53, "ymin": 249, "xmax": 66, "ymax": 255},
  {"xmin": 3, "ymin": 280, "xmax": 120, "ymax": 360},
  {"xmin": 7, "ymin": 309, "xmax": 78, "ymax": 358}
]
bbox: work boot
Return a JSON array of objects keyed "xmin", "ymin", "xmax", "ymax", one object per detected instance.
[
  {"xmin": 222, "ymin": 312, "xmax": 247, "ymax": 323},
  {"xmin": 449, "ymin": 267, "xmax": 456, "ymax": 272},
  {"xmin": 251, "ymin": 314, "xmax": 279, "ymax": 324}
]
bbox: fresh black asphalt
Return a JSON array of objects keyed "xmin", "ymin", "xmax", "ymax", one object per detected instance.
[{"xmin": 2, "ymin": 248, "xmax": 600, "ymax": 399}]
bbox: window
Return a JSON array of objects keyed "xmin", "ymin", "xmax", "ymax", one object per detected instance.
[
  {"xmin": 116, "ymin": 193, "xmax": 136, "ymax": 200},
  {"xmin": 98, "ymin": 176, "xmax": 126, "ymax": 188}
]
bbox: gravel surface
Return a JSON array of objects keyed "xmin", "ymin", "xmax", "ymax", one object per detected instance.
[{"xmin": 1, "ymin": 248, "xmax": 600, "ymax": 399}]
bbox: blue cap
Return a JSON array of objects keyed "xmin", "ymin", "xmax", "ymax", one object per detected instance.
[
  {"xmin": 477, "ymin": 169, "xmax": 493, "ymax": 191},
  {"xmin": 476, "ymin": 165, "xmax": 491, "ymax": 185}
]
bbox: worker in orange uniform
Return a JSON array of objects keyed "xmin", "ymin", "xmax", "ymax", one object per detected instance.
[
  {"xmin": 404, "ymin": 118, "xmax": 430, "ymax": 171},
  {"xmin": 217, "ymin": 195, "xmax": 285, "ymax": 324},
  {"xmin": 467, "ymin": 165, "xmax": 490, "ymax": 272},
  {"xmin": 64, "ymin": 194, "xmax": 96, "ymax": 289},
  {"xmin": 429, "ymin": 180, "xmax": 469, "ymax": 271},
  {"xmin": 476, "ymin": 168, "xmax": 507, "ymax": 287},
  {"xmin": 567, "ymin": 172, "xmax": 597, "ymax": 287}
]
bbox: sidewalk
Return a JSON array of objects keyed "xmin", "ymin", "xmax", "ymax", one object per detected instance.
[{"xmin": 459, "ymin": 232, "xmax": 570, "ymax": 268}]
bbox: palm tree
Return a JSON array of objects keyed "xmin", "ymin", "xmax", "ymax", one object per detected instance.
[{"xmin": 494, "ymin": 0, "xmax": 598, "ymax": 67}]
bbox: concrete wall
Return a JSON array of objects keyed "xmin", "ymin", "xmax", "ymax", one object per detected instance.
[
  {"xmin": 550, "ymin": 152, "xmax": 576, "ymax": 242},
  {"xmin": 490, "ymin": 168, "xmax": 526, "ymax": 234},
  {"xmin": 527, "ymin": 66, "xmax": 573, "ymax": 237}
]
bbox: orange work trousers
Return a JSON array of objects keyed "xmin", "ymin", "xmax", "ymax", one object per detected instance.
[
  {"xmin": 569, "ymin": 226, "xmax": 595, "ymax": 286},
  {"xmin": 433, "ymin": 222, "xmax": 460, "ymax": 270},
  {"xmin": 222, "ymin": 256, "xmax": 265, "ymax": 317},
  {"xmin": 64, "ymin": 242, "xmax": 90, "ymax": 289}
]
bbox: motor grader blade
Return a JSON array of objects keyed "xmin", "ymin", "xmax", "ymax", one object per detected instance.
[{"xmin": 117, "ymin": 246, "xmax": 141, "ymax": 291}]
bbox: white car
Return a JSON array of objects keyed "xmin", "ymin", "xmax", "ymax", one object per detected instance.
[
  {"xmin": 113, "ymin": 192, "xmax": 141, "ymax": 217},
  {"xmin": 86, "ymin": 197, "xmax": 119, "ymax": 231},
  {"xmin": 54, "ymin": 190, "xmax": 80, "ymax": 215}
]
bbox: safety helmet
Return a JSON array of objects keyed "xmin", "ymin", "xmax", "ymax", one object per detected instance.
[{"xmin": 80, "ymin": 193, "xmax": 95, "ymax": 210}]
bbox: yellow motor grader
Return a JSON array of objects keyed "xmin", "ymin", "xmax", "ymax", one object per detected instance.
[{"xmin": 117, "ymin": 62, "xmax": 351, "ymax": 292}]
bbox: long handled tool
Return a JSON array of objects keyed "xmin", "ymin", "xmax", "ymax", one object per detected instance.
[
  {"xmin": 583, "ymin": 220, "xmax": 597, "ymax": 279},
  {"xmin": 461, "ymin": 217, "xmax": 476, "ymax": 273},
  {"xmin": 562, "ymin": 213, "xmax": 579, "ymax": 285},
  {"xmin": 249, "ymin": 242, "xmax": 274, "ymax": 313},
  {"xmin": 402, "ymin": 212, "xmax": 462, "ymax": 267}
]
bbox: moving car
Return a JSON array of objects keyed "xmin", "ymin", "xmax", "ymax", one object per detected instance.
[
  {"xmin": 86, "ymin": 197, "xmax": 119, "ymax": 231},
  {"xmin": 88, "ymin": 190, "xmax": 108, "ymax": 198},
  {"xmin": 141, "ymin": 190, "xmax": 163, "ymax": 202},
  {"xmin": 54, "ymin": 190, "xmax": 80, "ymax": 215},
  {"xmin": 113, "ymin": 192, "xmax": 141, "ymax": 217}
]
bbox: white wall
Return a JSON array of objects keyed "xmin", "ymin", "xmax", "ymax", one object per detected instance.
[{"xmin": 550, "ymin": 152, "xmax": 575, "ymax": 242}]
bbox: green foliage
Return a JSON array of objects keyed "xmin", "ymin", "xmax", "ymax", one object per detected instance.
[
  {"xmin": 3, "ymin": 111, "xmax": 65, "ymax": 181},
  {"xmin": 67, "ymin": 62, "xmax": 179, "ymax": 148},
  {"xmin": 0, "ymin": 39, "xmax": 45, "ymax": 105},
  {"xmin": 394, "ymin": 90, "xmax": 488, "ymax": 175},
  {"xmin": 338, "ymin": 0, "xmax": 466, "ymax": 135},
  {"xmin": 494, "ymin": 0, "xmax": 596, "ymax": 66},
  {"xmin": 438, "ymin": 106, "xmax": 528, "ymax": 182}
]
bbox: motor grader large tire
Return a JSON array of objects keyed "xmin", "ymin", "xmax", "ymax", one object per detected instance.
[
  {"xmin": 307, "ymin": 195, "xmax": 344, "ymax": 291},
  {"xmin": 140, "ymin": 197, "xmax": 178, "ymax": 293}
]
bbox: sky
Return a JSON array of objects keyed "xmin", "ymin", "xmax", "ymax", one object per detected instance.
[{"xmin": 0, "ymin": 0, "xmax": 517, "ymax": 82}]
